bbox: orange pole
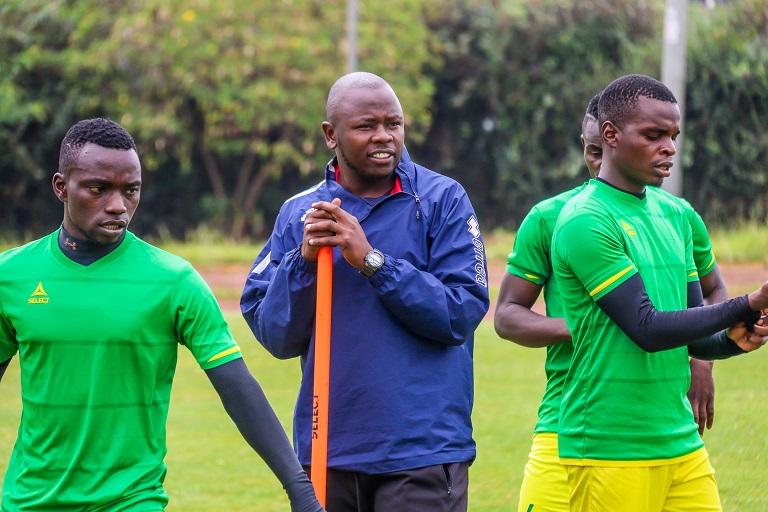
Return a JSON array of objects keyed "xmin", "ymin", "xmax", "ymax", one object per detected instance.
[{"xmin": 311, "ymin": 246, "xmax": 333, "ymax": 507}]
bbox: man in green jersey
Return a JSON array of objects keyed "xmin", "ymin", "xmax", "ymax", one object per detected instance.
[
  {"xmin": 0, "ymin": 119, "xmax": 324, "ymax": 512},
  {"xmin": 495, "ymin": 90, "xmax": 728, "ymax": 512},
  {"xmin": 551, "ymin": 74, "xmax": 768, "ymax": 511}
]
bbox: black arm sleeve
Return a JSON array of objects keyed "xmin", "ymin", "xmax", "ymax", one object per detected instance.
[
  {"xmin": 687, "ymin": 329, "xmax": 747, "ymax": 360},
  {"xmin": 0, "ymin": 358, "xmax": 10, "ymax": 382},
  {"xmin": 205, "ymin": 359, "xmax": 323, "ymax": 512},
  {"xmin": 596, "ymin": 273, "xmax": 758, "ymax": 353}
]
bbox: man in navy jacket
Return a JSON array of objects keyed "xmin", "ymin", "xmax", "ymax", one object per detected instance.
[{"xmin": 241, "ymin": 72, "xmax": 489, "ymax": 511}]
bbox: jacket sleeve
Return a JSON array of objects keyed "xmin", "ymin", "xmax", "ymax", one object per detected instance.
[
  {"xmin": 368, "ymin": 185, "xmax": 490, "ymax": 346},
  {"xmin": 240, "ymin": 216, "xmax": 318, "ymax": 360}
]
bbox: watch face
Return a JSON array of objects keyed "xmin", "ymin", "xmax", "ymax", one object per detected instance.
[{"xmin": 367, "ymin": 251, "xmax": 384, "ymax": 267}]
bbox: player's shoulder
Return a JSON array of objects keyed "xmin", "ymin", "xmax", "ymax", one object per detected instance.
[
  {"xmin": 558, "ymin": 182, "xmax": 604, "ymax": 221},
  {"xmin": 534, "ymin": 183, "xmax": 588, "ymax": 216},
  {"xmin": 646, "ymin": 187, "xmax": 689, "ymax": 218},
  {"xmin": 648, "ymin": 186, "xmax": 693, "ymax": 207},
  {"xmin": 0, "ymin": 233, "xmax": 55, "ymax": 269},
  {"xmin": 553, "ymin": 184, "xmax": 620, "ymax": 247},
  {"xmin": 517, "ymin": 184, "xmax": 586, "ymax": 235},
  {"xmin": 128, "ymin": 234, "xmax": 196, "ymax": 277}
]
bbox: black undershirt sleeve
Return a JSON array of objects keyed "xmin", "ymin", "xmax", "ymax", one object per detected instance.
[
  {"xmin": 687, "ymin": 329, "xmax": 746, "ymax": 360},
  {"xmin": 205, "ymin": 359, "xmax": 323, "ymax": 512},
  {"xmin": 596, "ymin": 273, "xmax": 757, "ymax": 354},
  {"xmin": 0, "ymin": 358, "xmax": 10, "ymax": 382}
]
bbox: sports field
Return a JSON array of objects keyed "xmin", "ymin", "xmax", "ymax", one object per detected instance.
[{"xmin": 1, "ymin": 261, "xmax": 767, "ymax": 510}]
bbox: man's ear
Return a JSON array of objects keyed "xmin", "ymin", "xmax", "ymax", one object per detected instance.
[
  {"xmin": 52, "ymin": 173, "xmax": 67, "ymax": 202},
  {"xmin": 321, "ymin": 121, "xmax": 337, "ymax": 150},
  {"xmin": 602, "ymin": 121, "xmax": 619, "ymax": 149}
]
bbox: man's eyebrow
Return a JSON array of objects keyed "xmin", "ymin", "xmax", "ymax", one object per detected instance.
[
  {"xmin": 79, "ymin": 177, "xmax": 113, "ymax": 185},
  {"xmin": 354, "ymin": 113, "xmax": 404, "ymax": 122},
  {"xmin": 644, "ymin": 123, "xmax": 678, "ymax": 133},
  {"xmin": 80, "ymin": 177, "xmax": 142, "ymax": 187}
]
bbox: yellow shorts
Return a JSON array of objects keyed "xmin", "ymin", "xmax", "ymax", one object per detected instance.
[
  {"xmin": 518, "ymin": 433, "xmax": 569, "ymax": 512},
  {"xmin": 564, "ymin": 447, "xmax": 721, "ymax": 512}
]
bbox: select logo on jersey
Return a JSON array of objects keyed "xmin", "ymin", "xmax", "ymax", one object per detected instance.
[
  {"xmin": 28, "ymin": 282, "xmax": 49, "ymax": 304},
  {"xmin": 620, "ymin": 220, "xmax": 637, "ymax": 237}
]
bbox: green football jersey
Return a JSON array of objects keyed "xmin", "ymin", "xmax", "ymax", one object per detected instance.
[
  {"xmin": 506, "ymin": 184, "xmax": 585, "ymax": 434},
  {"xmin": 0, "ymin": 231, "xmax": 241, "ymax": 511},
  {"xmin": 650, "ymin": 187, "xmax": 717, "ymax": 278},
  {"xmin": 552, "ymin": 180, "xmax": 701, "ymax": 463}
]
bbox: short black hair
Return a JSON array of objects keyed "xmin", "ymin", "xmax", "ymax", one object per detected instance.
[
  {"xmin": 598, "ymin": 74, "xmax": 677, "ymax": 129},
  {"xmin": 582, "ymin": 92, "xmax": 602, "ymax": 134},
  {"xmin": 586, "ymin": 92, "xmax": 601, "ymax": 119},
  {"xmin": 59, "ymin": 118, "xmax": 137, "ymax": 174}
]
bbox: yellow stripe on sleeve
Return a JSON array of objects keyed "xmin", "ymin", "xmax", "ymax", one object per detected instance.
[
  {"xmin": 206, "ymin": 345, "xmax": 241, "ymax": 363},
  {"xmin": 524, "ymin": 273, "xmax": 540, "ymax": 280},
  {"xmin": 589, "ymin": 265, "xmax": 635, "ymax": 297},
  {"xmin": 703, "ymin": 253, "xmax": 715, "ymax": 272},
  {"xmin": 687, "ymin": 271, "xmax": 699, "ymax": 277}
]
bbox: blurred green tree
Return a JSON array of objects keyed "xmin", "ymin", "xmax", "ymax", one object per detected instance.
[
  {"xmin": 1, "ymin": 0, "xmax": 765, "ymax": 241},
  {"xmin": 414, "ymin": 0, "xmax": 662, "ymax": 229},
  {"xmin": 63, "ymin": 0, "xmax": 437, "ymax": 238},
  {"xmin": 0, "ymin": 0, "xmax": 80, "ymax": 237},
  {"xmin": 684, "ymin": 0, "xmax": 768, "ymax": 223}
]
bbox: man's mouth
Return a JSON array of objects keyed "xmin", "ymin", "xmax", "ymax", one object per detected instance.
[
  {"xmin": 370, "ymin": 151, "xmax": 394, "ymax": 160},
  {"xmin": 656, "ymin": 162, "xmax": 673, "ymax": 176},
  {"xmin": 102, "ymin": 221, "xmax": 126, "ymax": 231}
]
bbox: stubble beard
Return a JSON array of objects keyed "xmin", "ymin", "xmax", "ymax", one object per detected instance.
[{"xmin": 338, "ymin": 142, "xmax": 396, "ymax": 183}]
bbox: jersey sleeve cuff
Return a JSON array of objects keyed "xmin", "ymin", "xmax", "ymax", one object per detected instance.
[
  {"xmin": 505, "ymin": 264, "xmax": 547, "ymax": 284},
  {"xmin": 200, "ymin": 346, "xmax": 243, "ymax": 371},
  {"xmin": 589, "ymin": 265, "xmax": 638, "ymax": 300}
]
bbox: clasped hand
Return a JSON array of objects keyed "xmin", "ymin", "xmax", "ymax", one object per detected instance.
[
  {"xmin": 301, "ymin": 198, "xmax": 373, "ymax": 270},
  {"xmin": 727, "ymin": 309, "xmax": 768, "ymax": 352}
]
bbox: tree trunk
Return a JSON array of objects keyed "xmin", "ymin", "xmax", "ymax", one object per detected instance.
[
  {"xmin": 232, "ymin": 149, "xmax": 257, "ymax": 211},
  {"xmin": 195, "ymin": 137, "xmax": 227, "ymax": 198},
  {"xmin": 231, "ymin": 166, "xmax": 270, "ymax": 239}
]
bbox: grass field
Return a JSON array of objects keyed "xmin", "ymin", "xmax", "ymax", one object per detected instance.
[
  {"xmin": 2, "ymin": 316, "xmax": 768, "ymax": 510},
  {"xmin": 1, "ymin": 225, "xmax": 767, "ymax": 509},
  {"xmin": 2, "ymin": 222, "xmax": 768, "ymax": 267}
]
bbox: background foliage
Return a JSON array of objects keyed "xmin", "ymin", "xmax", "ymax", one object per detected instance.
[
  {"xmin": 0, "ymin": 0, "xmax": 766, "ymax": 241},
  {"xmin": 684, "ymin": 0, "xmax": 768, "ymax": 221}
]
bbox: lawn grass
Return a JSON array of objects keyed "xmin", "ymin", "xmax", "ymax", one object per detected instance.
[
  {"xmin": 707, "ymin": 222, "xmax": 768, "ymax": 264},
  {"xmin": 0, "ymin": 222, "xmax": 766, "ymax": 508},
  {"xmin": 1, "ymin": 220, "xmax": 767, "ymax": 266},
  {"xmin": 3, "ymin": 316, "xmax": 768, "ymax": 510}
]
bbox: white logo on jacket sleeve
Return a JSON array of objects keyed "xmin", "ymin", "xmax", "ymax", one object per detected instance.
[
  {"xmin": 467, "ymin": 216, "xmax": 481, "ymax": 238},
  {"xmin": 252, "ymin": 251, "xmax": 272, "ymax": 274},
  {"xmin": 467, "ymin": 215, "xmax": 487, "ymax": 287},
  {"xmin": 300, "ymin": 207, "xmax": 317, "ymax": 222}
]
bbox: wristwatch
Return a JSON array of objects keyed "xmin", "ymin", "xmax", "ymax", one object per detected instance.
[{"xmin": 359, "ymin": 249, "xmax": 385, "ymax": 278}]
